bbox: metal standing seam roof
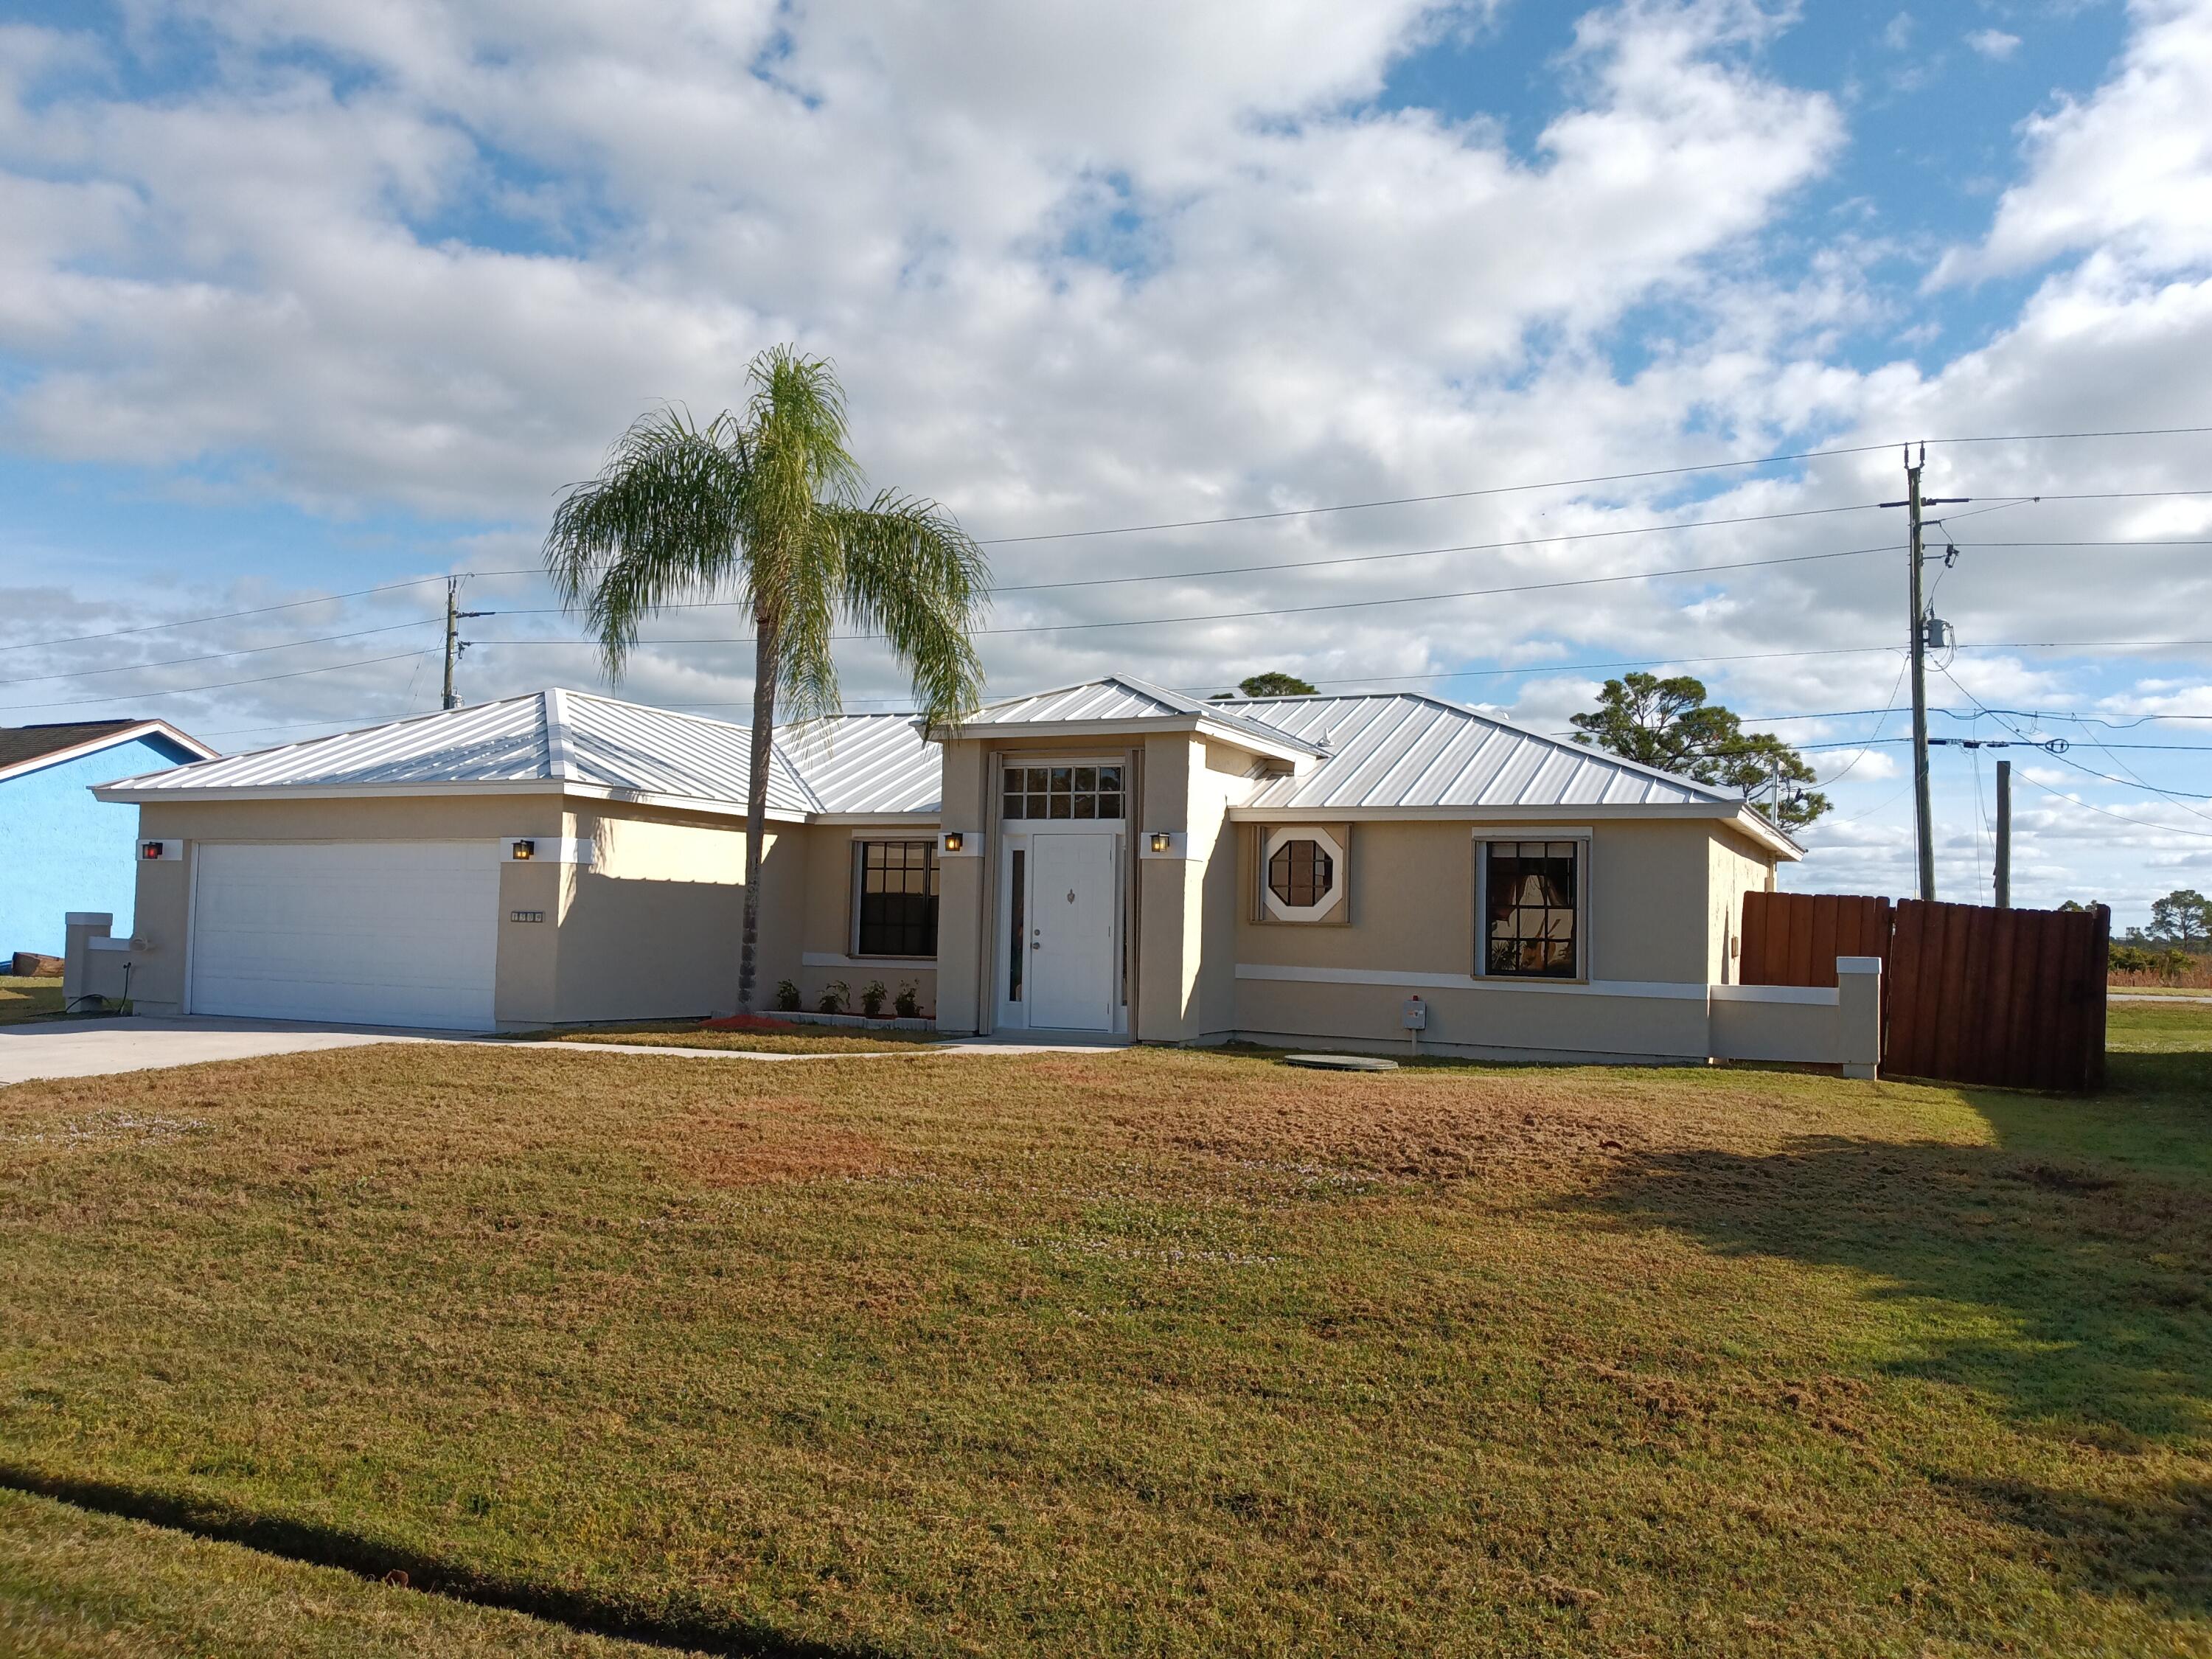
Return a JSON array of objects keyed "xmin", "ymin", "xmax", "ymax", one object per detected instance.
[
  {"xmin": 1222, "ymin": 692, "xmax": 1740, "ymax": 811},
  {"xmin": 101, "ymin": 689, "xmax": 821, "ymax": 816},
  {"xmin": 949, "ymin": 675, "xmax": 1328, "ymax": 757},
  {"xmin": 99, "ymin": 681, "xmax": 1761, "ymax": 825},
  {"xmin": 776, "ymin": 713, "xmax": 942, "ymax": 813}
]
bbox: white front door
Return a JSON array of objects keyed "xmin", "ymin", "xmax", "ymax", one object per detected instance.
[
  {"xmin": 1025, "ymin": 831, "xmax": 1119, "ymax": 1032},
  {"xmin": 189, "ymin": 841, "xmax": 501, "ymax": 1029}
]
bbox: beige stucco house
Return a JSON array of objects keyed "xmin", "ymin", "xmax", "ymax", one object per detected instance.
[{"xmin": 92, "ymin": 675, "xmax": 1842, "ymax": 1064}]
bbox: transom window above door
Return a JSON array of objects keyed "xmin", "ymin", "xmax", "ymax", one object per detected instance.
[{"xmin": 1002, "ymin": 764, "xmax": 1124, "ymax": 821}]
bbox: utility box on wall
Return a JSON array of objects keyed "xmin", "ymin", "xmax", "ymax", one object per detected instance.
[{"xmin": 1401, "ymin": 996, "xmax": 1427, "ymax": 1030}]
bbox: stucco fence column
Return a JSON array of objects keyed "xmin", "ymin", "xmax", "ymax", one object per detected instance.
[{"xmin": 1837, "ymin": 954, "xmax": 1882, "ymax": 1080}]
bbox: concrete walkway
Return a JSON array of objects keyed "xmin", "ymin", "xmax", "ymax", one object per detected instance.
[{"xmin": 0, "ymin": 1015, "xmax": 1105, "ymax": 1086}]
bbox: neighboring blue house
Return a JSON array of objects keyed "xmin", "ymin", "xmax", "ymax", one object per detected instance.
[{"xmin": 1, "ymin": 720, "xmax": 217, "ymax": 959}]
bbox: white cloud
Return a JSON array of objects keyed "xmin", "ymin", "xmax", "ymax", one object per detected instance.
[
  {"xmin": 1, "ymin": 1, "xmax": 2210, "ymax": 924},
  {"xmin": 1939, "ymin": 0, "xmax": 2212, "ymax": 282},
  {"xmin": 1966, "ymin": 27, "xmax": 2021, "ymax": 60}
]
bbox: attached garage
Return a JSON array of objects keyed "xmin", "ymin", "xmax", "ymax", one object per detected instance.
[
  {"xmin": 94, "ymin": 690, "xmax": 832, "ymax": 1031},
  {"xmin": 189, "ymin": 841, "xmax": 500, "ymax": 1029}
]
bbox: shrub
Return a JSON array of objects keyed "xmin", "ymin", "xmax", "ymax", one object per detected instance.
[
  {"xmin": 773, "ymin": 979, "xmax": 801, "ymax": 1012},
  {"xmin": 860, "ymin": 981, "xmax": 887, "ymax": 1018},
  {"xmin": 818, "ymin": 979, "xmax": 850, "ymax": 1015},
  {"xmin": 894, "ymin": 981, "xmax": 922, "ymax": 1019}
]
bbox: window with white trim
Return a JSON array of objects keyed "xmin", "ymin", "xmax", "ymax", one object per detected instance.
[
  {"xmin": 853, "ymin": 839, "xmax": 939, "ymax": 957},
  {"xmin": 1259, "ymin": 826, "xmax": 1346, "ymax": 922},
  {"xmin": 1001, "ymin": 764, "xmax": 1124, "ymax": 821},
  {"xmin": 1483, "ymin": 840, "xmax": 1582, "ymax": 978}
]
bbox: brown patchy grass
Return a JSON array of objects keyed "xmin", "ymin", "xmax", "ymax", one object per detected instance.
[
  {"xmin": 0, "ymin": 1016, "xmax": 2207, "ymax": 1657},
  {"xmin": 538, "ymin": 1018, "xmax": 946, "ymax": 1054}
]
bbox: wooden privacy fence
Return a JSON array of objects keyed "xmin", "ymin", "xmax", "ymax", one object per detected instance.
[
  {"xmin": 1740, "ymin": 891, "xmax": 2111, "ymax": 1092},
  {"xmin": 1739, "ymin": 891, "xmax": 1891, "ymax": 988}
]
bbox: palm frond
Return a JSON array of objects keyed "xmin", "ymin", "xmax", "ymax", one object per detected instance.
[
  {"xmin": 830, "ymin": 493, "xmax": 990, "ymax": 726},
  {"xmin": 545, "ymin": 408, "xmax": 751, "ymax": 679}
]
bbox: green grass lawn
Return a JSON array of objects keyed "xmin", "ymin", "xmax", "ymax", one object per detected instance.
[
  {"xmin": 0, "ymin": 976, "xmax": 63, "ymax": 1025},
  {"xmin": 0, "ymin": 1006, "xmax": 2205, "ymax": 1656}
]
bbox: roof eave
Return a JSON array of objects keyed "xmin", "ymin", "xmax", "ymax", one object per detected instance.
[
  {"xmin": 929, "ymin": 712, "xmax": 1320, "ymax": 766},
  {"xmin": 0, "ymin": 718, "xmax": 220, "ymax": 787},
  {"xmin": 91, "ymin": 777, "xmax": 813, "ymax": 824},
  {"xmin": 1230, "ymin": 798, "xmax": 1804, "ymax": 858}
]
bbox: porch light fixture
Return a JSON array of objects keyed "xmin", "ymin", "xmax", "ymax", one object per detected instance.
[
  {"xmin": 943, "ymin": 830, "xmax": 964, "ymax": 853},
  {"xmin": 510, "ymin": 839, "xmax": 535, "ymax": 860},
  {"xmin": 1149, "ymin": 832, "xmax": 1172, "ymax": 854}
]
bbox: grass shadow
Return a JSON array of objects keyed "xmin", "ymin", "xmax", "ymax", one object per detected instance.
[
  {"xmin": 0, "ymin": 1464, "xmax": 892, "ymax": 1659},
  {"xmin": 1577, "ymin": 1076, "xmax": 2212, "ymax": 1617}
]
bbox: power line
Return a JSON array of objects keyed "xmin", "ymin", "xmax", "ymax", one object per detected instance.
[
  {"xmin": 0, "ymin": 618, "xmax": 442, "ymax": 688},
  {"xmin": 2011, "ymin": 772, "xmax": 2212, "ymax": 839},
  {"xmin": 967, "ymin": 425, "xmax": 2212, "ymax": 545},
  {"xmin": 0, "ymin": 571, "xmax": 539, "ymax": 655},
  {"xmin": 0, "ymin": 650, "xmax": 434, "ymax": 714},
  {"xmin": 478, "ymin": 543, "xmax": 1894, "ymax": 648},
  {"xmin": 987, "ymin": 503, "xmax": 1889, "ymax": 592}
]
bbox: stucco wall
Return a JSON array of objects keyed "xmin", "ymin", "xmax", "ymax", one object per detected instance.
[
  {"xmin": 790, "ymin": 822, "xmax": 939, "ymax": 1017},
  {"xmin": 1232, "ymin": 818, "xmax": 1725, "ymax": 984},
  {"xmin": 551, "ymin": 801, "xmax": 796, "ymax": 1025},
  {"xmin": 122, "ymin": 792, "xmax": 804, "ymax": 1026},
  {"xmin": 1228, "ymin": 816, "xmax": 1777, "ymax": 1061},
  {"xmin": 1707, "ymin": 824, "xmax": 1778, "ymax": 984},
  {"xmin": 2, "ymin": 733, "xmax": 201, "ymax": 957}
]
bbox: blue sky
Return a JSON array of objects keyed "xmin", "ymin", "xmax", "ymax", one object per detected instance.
[{"xmin": 1, "ymin": 0, "xmax": 2209, "ymax": 923}]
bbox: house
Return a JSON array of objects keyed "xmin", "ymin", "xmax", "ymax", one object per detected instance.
[
  {"xmin": 92, "ymin": 677, "xmax": 1809, "ymax": 1061},
  {"xmin": 1, "ymin": 718, "xmax": 218, "ymax": 959}
]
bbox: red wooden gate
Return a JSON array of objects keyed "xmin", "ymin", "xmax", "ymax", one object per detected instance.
[{"xmin": 1740, "ymin": 893, "xmax": 2111, "ymax": 1091}]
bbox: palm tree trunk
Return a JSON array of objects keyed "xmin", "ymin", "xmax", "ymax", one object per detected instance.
[{"xmin": 737, "ymin": 608, "xmax": 779, "ymax": 1013}]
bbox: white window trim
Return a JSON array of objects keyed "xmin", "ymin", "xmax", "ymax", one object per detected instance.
[
  {"xmin": 997, "ymin": 754, "xmax": 1130, "ymax": 826},
  {"xmin": 1473, "ymin": 830, "xmax": 1592, "ymax": 985},
  {"xmin": 849, "ymin": 835, "xmax": 941, "ymax": 961},
  {"xmin": 1261, "ymin": 826, "xmax": 1346, "ymax": 922}
]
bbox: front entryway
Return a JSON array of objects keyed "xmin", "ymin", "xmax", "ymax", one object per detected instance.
[
  {"xmin": 998, "ymin": 826, "xmax": 1124, "ymax": 1035},
  {"xmin": 1027, "ymin": 832, "xmax": 1118, "ymax": 1030}
]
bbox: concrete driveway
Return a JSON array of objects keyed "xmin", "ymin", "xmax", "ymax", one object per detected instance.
[
  {"xmin": 0, "ymin": 1015, "xmax": 1105, "ymax": 1085},
  {"xmin": 0, "ymin": 1015, "xmax": 476, "ymax": 1086}
]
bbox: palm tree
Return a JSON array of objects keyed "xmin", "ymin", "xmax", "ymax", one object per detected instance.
[{"xmin": 546, "ymin": 347, "xmax": 990, "ymax": 1012}]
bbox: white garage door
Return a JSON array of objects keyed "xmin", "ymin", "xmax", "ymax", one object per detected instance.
[{"xmin": 189, "ymin": 841, "xmax": 501, "ymax": 1029}]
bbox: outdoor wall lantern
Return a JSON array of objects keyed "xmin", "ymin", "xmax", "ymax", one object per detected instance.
[
  {"xmin": 1150, "ymin": 831, "xmax": 1172, "ymax": 854},
  {"xmin": 139, "ymin": 840, "xmax": 166, "ymax": 860},
  {"xmin": 511, "ymin": 839, "xmax": 536, "ymax": 860},
  {"xmin": 942, "ymin": 830, "xmax": 964, "ymax": 853}
]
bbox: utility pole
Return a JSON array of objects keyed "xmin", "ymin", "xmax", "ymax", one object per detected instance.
[
  {"xmin": 441, "ymin": 577, "xmax": 494, "ymax": 711},
  {"xmin": 1884, "ymin": 445, "xmax": 1968, "ymax": 904},
  {"xmin": 1905, "ymin": 448, "xmax": 1935, "ymax": 902},
  {"xmin": 1994, "ymin": 759, "xmax": 2011, "ymax": 910},
  {"xmin": 442, "ymin": 579, "xmax": 461, "ymax": 710}
]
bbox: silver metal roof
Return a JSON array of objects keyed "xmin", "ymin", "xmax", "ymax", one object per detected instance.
[
  {"xmin": 101, "ymin": 681, "xmax": 1752, "ymax": 826},
  {"xmin": 102, "ymin": 689, "xmax": 821, "ymax": 815},
  {"xmin": 776, "ymin": 713, "xmax": 941, "ymax": 814},
  {"xmin": 950, "ymin": 675, "xmax": 1326, "ymax": 757},
  {"xmin": 1223, "ymin": 692, "xmax": 1736, "ymax": 810}
]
